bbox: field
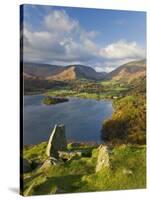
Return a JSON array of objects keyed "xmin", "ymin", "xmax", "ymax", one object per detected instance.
[{"xmin": 43, "ymin": 79, "xmax": 130, "ymax": 100}]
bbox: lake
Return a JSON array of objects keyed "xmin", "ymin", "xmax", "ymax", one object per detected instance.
[{"xmin": 23, "ymin": 95, "xmax": 113, "ymax": 145}]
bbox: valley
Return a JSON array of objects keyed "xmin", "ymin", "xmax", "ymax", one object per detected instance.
[{"xmin": 22, "ymin": 59, "xmax": 146, "ymax": 195}]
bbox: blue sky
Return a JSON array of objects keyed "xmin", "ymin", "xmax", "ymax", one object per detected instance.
[{"xmin": 22, "ymin": 4, "xmax": 146, "ymax": 72}]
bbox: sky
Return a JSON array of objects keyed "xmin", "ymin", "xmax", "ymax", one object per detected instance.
[{"xmin": 21, "ymin": 4, "xmax": 146, "ymax": 72}]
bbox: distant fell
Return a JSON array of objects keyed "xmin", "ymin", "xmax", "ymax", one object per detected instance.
[
  {"xmin": 23, "ymin": 63, "xmax": 106, "ymax": 81},
  {"xmin": 108, "ymin": 59, "xmax": 146, "ymax": 82}
]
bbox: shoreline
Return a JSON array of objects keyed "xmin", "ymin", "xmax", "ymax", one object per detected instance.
[
  {"xmin": 23, "ymin": 140, "xmax": 102, "ymax": 149},
  {"xmin": 23, "ymin": 94, "xmax": 114, "ymax": 147},
  {"xmin": 24, "ymin": 91, "xmax": 116, "ymax": 101}
]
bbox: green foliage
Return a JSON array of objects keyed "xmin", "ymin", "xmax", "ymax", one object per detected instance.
[
  {"xmin": 101, "ymin": 95, "xmax": 146, "ymax": 144},
  {"xmin": 43, "ymin": 96, "xmax": 69, "ymax": 105},
  {"xmin": 128, "ymin": 76, "xmax": 146, "ymax": 96},
  {"xmin": 22, "ymin": 144, "xmax": 146, "ymax": 195},
  {"xmin": 82, "ymin": 144, "xmax": 146, "ymax": 191},
  {"xmin": 23, "ymin": 62, "xmax": 146, "ymax": 195},
  {"xmin": 23, "ymin": 142, "xmax": 48, "ymax": 163}
]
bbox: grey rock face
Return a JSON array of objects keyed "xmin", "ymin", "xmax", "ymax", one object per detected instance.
[
  {"xmin": 96, "ymin": 145, "xmax": 110, "ymax": 172},
  {"xmin": 40, "ymin": 157, "xmax": 63, "ymax": 169},
  {"xmin": 58, "ymin": 150, "xmax": 82, "ymax": 160},
  {"xmin": 46, "ymin": 124, "xmax": 67, "ymax": 158}
]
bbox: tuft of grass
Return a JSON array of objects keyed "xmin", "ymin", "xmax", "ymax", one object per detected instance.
[
  {"xmin": 23, "ymin": 142, "xmax": 48, "ymax": 163},
  {"xmin": 81, "ymin": 144, "xmax": 146, "ymax": 191},
  {"xmin": 22, "ymin": 143, "xmax": 146, "ymax": 196}
]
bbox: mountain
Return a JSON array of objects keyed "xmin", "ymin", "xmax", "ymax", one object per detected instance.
[
  {"xmin": 23, "ymin": 63, "xmax": 64, "ymax": 79},
  {"xmin": 23, "ymin": 63, "xmax": 106, "ymax": 81},
  {"xmin": 23, "ymin": 59, "xmax": 146, "ymax": 82},
  {"xmin": 46, "ymin": 65, "xmax": 105, "ymax": 81},
  {"xmin": 108, "ymin": 59, "xmax": 146, "ymax": 82}
]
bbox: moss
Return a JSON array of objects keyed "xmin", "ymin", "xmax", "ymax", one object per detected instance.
[
  {"xmin": 23, "ymin": 142, "xmax": 48, "ymax": 163},
  {"xmin": 22, "ymin": 143, "xmax": 146, "ymax": 196},
  {"xmin": 80, "ymin": 144, "xmax": 146, "ymax": 191}
]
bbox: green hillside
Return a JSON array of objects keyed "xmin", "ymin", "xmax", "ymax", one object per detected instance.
[
  {"xmin": 22, "ymin": 142, "xmax": 146, "ymax": 196},
  {"xmin": 22, "ymin": 59, "xmax": 146, "ymax": 196}
]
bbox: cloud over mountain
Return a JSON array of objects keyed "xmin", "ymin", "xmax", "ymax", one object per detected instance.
[
  {"xmin": 100, "ymin": 40, "xmax": 145, "ymax": 59},
  {"xmin": 22, "ymin": 8, "xmax": 146, "ymax": 72}
]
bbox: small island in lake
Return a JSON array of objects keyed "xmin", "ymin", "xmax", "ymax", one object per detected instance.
[
  {"xmin": 43, "ymin": 96, "xmax": 69, "ymax": 105},
  {"xmin": 21, "ymin": 4, "xmax": 146, "ymax": 196}
]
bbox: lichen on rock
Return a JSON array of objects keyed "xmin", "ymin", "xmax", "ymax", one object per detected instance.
[
  {"xmin": 95, "ymin": 145, "xmax": 110, "ymax": 172},
  {"xmin": 46, "ymin": 124, "xmax": 67, "ymax": 158}
]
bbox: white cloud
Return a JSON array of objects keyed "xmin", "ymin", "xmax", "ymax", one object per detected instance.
[
  {"xmin": 100, "ymin": 40, "xmax": 146, "ymax": 59},
  {"xmin": 23, "ymin": 9, "xmax": 99, "ymax": 64},
  {"xmin": 94, "ymin": 58, "xmax": 138, "ymax": 73},
  {"xmin": 44, "ymin": 10, "xmax": 78, "ymax": 33},
  {"xmin": 23, "ymin": 9, "xmax": 146, "ymax": 72}
]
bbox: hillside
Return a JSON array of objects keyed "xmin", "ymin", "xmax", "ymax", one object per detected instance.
[
  {"xmin": 101, "ymin": 63, "xmax": 146, "ymax": 144},
  {"xmin": 23, "ymin": 59, "xmax": 146, "ymax": 95},
  {"xmin": 23, "ymin": 59, "xmax": 146, "ymax": 82},
  {"xmin": 22, "ymin": 59, "xmax": 146, "ymax": 196},
  {"xmin": 108, "ymin": 59, "xmax": 146, "ymax": 82},
  {"xmin": 23, "ymin": 63, "xmax": 64, "ymax": 79},
  {"xmin": 22, "ymin": 142, "xmax": 146, "ymax": 196},
  {"xmin": 23, "ymin": 63, "xmax": 106, "ymax": 81}
]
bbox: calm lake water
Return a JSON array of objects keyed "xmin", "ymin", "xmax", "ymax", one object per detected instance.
[{"xmin": 23, "ymin": 95, "xmax": 113, "ymax": 145}]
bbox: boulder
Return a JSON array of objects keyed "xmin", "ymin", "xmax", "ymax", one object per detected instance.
[
  {"xmin": 46, "ymin": 124, "xmax": 67, "ymax": 158},
  {"xmin": 122, "ymin": 168, "xmax": 133, "ymax": 175},
  {"xmin": 95, "ymin": 145, "xmax": 110, "ymax": 172},
  {"xmin": 58, "ymin": 150, "xmax": 82, "ymax": 161},
  {"xmin": 40, "ymin": 157, "xmax": 63, "ymax": 169}
]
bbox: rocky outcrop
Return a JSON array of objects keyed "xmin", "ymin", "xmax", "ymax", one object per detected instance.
[
  {"xmin": 95, "ymin": 145, "xmax": 110, "ymax": 172},
  {"xmin": 58, "ymin": 150, "xmax": 82, "ymax": 161},
  {"xmin": 40, "ymin": 157, "xmax": 63, "ymax": 169},
  {"xmin": 46, "ymin": 124, "xmax": 67, "ymax": 158}
]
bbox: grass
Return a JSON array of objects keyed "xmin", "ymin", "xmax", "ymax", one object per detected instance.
[
  {"xmin": 45, "ymin": 89, "xmax": 116, "ymax": 100},
  {"xmin": 22, "ymin": 142, "xmax": 146, "ymax": 196},
  {"xmin": 22, "ymin": 79, "xmax": 146, "ymax": 195},
  {"xmin": 45, "ymin": 89, "xmax": 100, "ymax": 99},
  {"xmin": 101, "ymin": 80, "xmax": 130, "ymax": 94},
  {"xmin": 44, "ymin": 79, "xmax": 130, "ymax": 101},
  {"xmin": 81, "ymin": 144, "xmax": 146, "ymax": 191},
  {"xmin": 23, "ymin": 142, "xmax": 48, "ymax": 163}
]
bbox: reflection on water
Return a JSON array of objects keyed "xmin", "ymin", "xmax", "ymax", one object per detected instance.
[{"xmin": 23, "ymin": 95, "xmax": 113, "ymax": 145}]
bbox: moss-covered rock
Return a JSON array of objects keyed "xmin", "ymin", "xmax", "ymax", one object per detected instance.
[
  {"xmin": 95, "ymin": 145, "xmax": 110, "ymax": 172},
  {"xmin": 22, "ymin": 143, "xmax": 146, "ymax": 196}
]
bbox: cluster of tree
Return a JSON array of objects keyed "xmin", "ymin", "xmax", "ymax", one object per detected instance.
[
  {"xmin": 43, "ymin": 96, "xmax": 69, "ymax": 105},
  {"xmin": 101, "ymin": 95, "xmax": 146, "ymax": 144},
  {"xmin": 68, "ymin": 80, "xmax": 104, "ymax": 93},
  {"xmin": 24, "ymin": 79, "xmax": 69, "ymax": 93},
  {"xmin": 129, "ymin": 76, "xmax": 146, "ymax": 96}
]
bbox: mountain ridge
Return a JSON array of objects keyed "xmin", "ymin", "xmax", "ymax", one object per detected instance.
[
  {"xmin": 108, "ymin": 59, "xmax": 146, "ymax": 82},
  {"xmin": 23, "ymin": 63, "xmax": 106, "ymax": 81},
  {"xmin": 23, "ymin": 59, "xmax": 146, "ymax": 82}
]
